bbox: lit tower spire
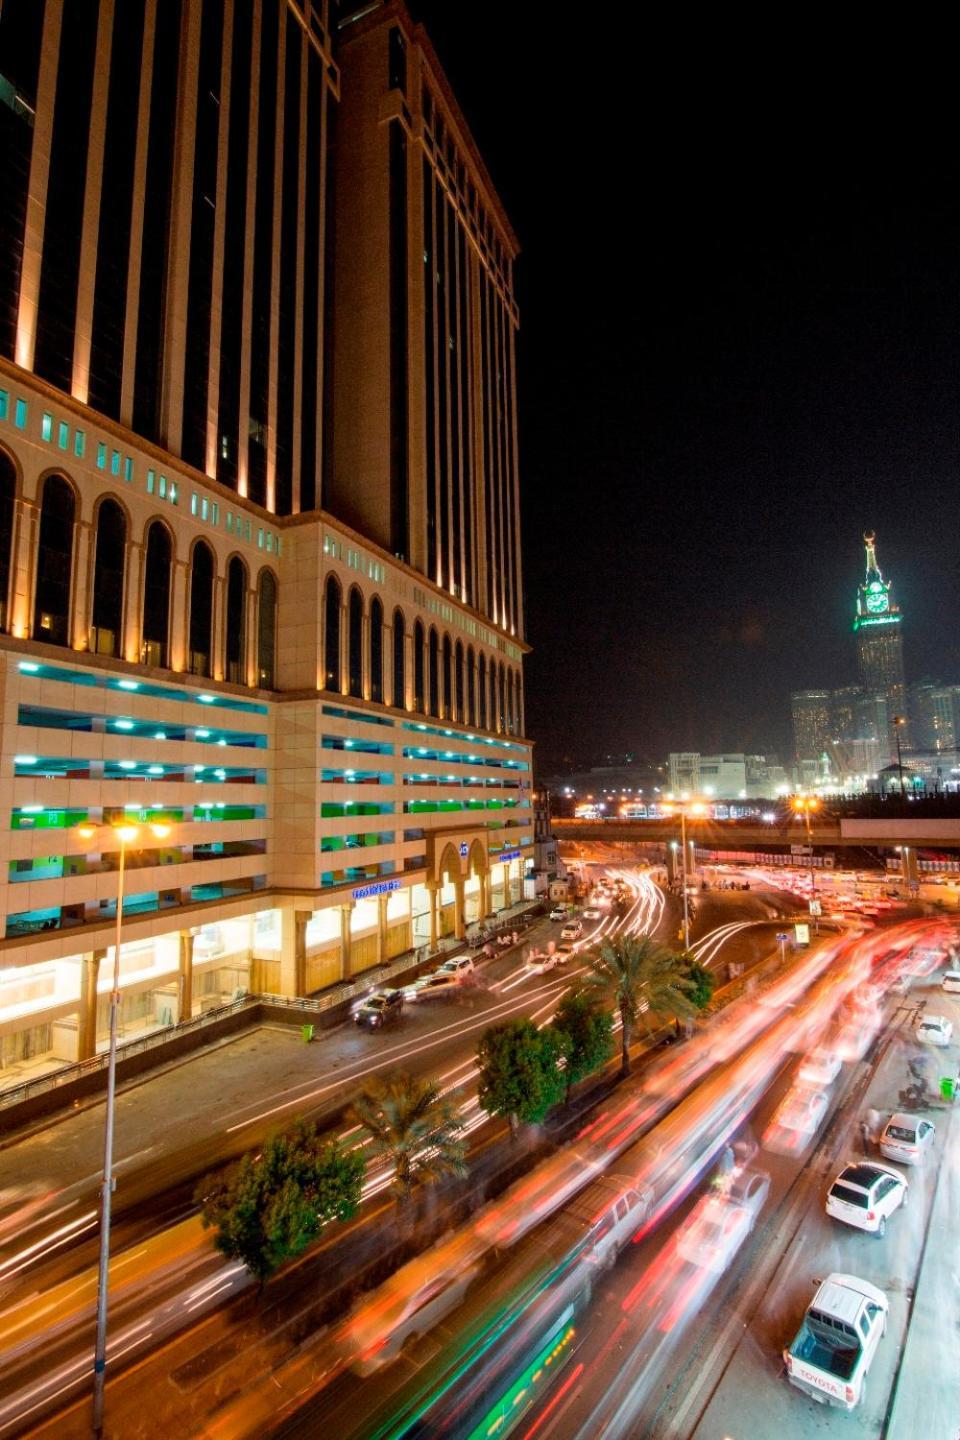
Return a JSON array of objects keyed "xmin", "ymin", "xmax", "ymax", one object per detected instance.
[
  {"xmin": 853, "ymin": 531, "xmax": 907, "ymax": 757},
  {"xmin": 863, "ymin": 530, "xmax": 880, "ymax": 579}
]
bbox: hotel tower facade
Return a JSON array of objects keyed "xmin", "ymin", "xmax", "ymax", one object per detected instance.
[{"xmin": 0, "ymin": 0, "xmax": 532, "ymax": 1085}]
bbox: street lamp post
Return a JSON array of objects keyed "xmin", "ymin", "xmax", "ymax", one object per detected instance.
[
  {"xmin": 80, "ymin": 819, "xmax": 170, "ymax": 1438},
  {"xmin": 664, "ymin": 800, "xmax": 705, "ymax": 951},
  {"xmin": 792, "ymin": 796, "xmax": 820, "ymax": 933},
  {"xmin": 893, "ymin": 715, "xmax": 906, "ymax": 804}
]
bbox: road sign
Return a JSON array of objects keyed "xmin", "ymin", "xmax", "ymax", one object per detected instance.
[
  {"xmin": 794, "ymin": 922, "xmax": 810, "ymax": 946},
  {"xmin": 775, "ymin": 932, "xmax": 789, "ymax": 943},
  {"xmin": 809, "ymin": 898, "xmax": 822, "ymax": 916}
]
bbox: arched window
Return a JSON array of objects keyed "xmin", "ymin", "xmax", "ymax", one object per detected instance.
[
  {"xmin": 0, "ymin": 451, "xmax": 15, "ymax": 633},
  {"xmin": 414, "ymin": 620, "xmax": 425, "ymax": 712},
  {"xmin": 33, "ymin": 475, "xmax": 75, "ymax": 646},
  {"xmin": 498, "ymin": 662, "xmax": 506, "ymax": 733},
  {"xmin": 142, "ymin": 521, "xmax": 172, "ymax": 667},
  {"xmin": 257, "ymin": 570, "xmax": 277, "ymax": 688},
  {"xmin": 507, "ymin": 669, "xmax": 515, "ymax": 736},
  {"xmin": 324, "ymin": 575, "xmax": 341, "ymax": 690},
  {"xmin": 477, "ymin": 653, "xmax": 487, "ymax": 730},
  {"xmin": 225, "ymin": 556, "xmax": 247, "ymax": 683},
  {"xmin": 467, "ymin": 646, "xmax": 476, "ymax": 726},
  {"xmin": 188, "ymin": 541, "xmax": 215, "ymax": 676},
  {"xmin": 90, "ymin": 499, "xmax": 126, "ymax": 657},
  {"xmin": 428, "ymin": 628, "xmax": 440, "ymax": 717},
  {"xmin": 370, "ymin": 597, "xmax": 383, "ymax": 704},
  {"xmin": 348, "ymin": 587, "xmax": 363, "ymax": 698},
  {"xmin": 489, "ymin": 661, "xmax": 497, "ymax": 733},
  {"xmin": 442, "ymin": 635, "xmax": 453, "ymax": 719},
  {"xmin": 393, "ymin": 609, "xmax": 406, "ymax": 709},
  {"xmin": 455, "ymin": 641, "xmax": 465, "ymax": 723}
]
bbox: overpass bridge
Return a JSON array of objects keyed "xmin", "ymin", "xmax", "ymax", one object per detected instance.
[{"xmin": 552, "ymin": 816, "xmax": 960, "ymax": 853}]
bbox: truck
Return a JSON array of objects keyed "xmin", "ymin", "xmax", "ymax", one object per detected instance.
[{"xmin": 783, "ymin": 1272, "xmax": 888, "ymax": 1410}]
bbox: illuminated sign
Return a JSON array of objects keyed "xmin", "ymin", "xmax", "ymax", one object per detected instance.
[
  {"xmin": 495, "ymin": 848, "xmax": 521, "ymax": 863},
  {"xmin": 853, "ymin": 614, "xmax": 900, "ymax": 631},
  {"xmin": 351, "ymin": 879, "xmax": 401, "ymax": 900},
  {"xmin": 794, "ymin": 922, "xmax": 810, "ymax": 945},
  {"xmin": 459, "ymin": 841, "xmax": 468, "ymax": 857}
]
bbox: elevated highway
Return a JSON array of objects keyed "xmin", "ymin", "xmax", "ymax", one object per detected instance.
[{"xmin": 553, "ymin": 816, "xmax": 960, "ymax": 851}]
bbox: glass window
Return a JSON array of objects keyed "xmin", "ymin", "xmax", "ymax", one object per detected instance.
[
  {"xmin": 41, "ymin": 412, "xmax": 53, "ymax": 442},
  {"xmin": 96, "ymin": 441, "xmax": 107, "ymax": 469},
  {"xmin": 14, "ymin": 398, "xmax": 28, "ymax": 429}
]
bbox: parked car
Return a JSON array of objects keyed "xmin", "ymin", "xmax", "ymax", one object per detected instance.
[
  {"xmin": 879, "ymin": 1112, "xmax": 936, "ymax": 1166},
  {"xmin": 549, "ymin": 906, "xmax": 568, "ymax": 922},
  {"xmin": 436, "ymin": 954, "xmax": 475, "ymax": 978},
  {"xmin": 783, "ymin": 1273, "xmax": 888, "ymax": 1409},
  {"xmin": 560, "ymin": 920, "xmax": 583, "ymax": 940},
  {"xmin": 403, "ymin": 973, "xmax": 461, "ymax": 1002},
  {"xmin": 940, "ymin": 970, "xmax": 960, "ymax": 994},
  {"xmin": 916, "ymin": 1014, "xmax": 953, "ymax": 1047},
  {"xmin": 582, "ymin": 908, "xmax": 602, "ymax": 921},
  {"xmin": 825, "ymin": 1162, "xmax": 907, "ymax": 1236},
  {"xmin": 556, "ymin": 942, "xmax": 576, "ymax": 962}
]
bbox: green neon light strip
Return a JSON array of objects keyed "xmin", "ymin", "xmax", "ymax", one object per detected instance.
[
  {"xmin": 466, "ymin": 1309, "xmax": 576, "ymax": 1440},
  {"xmin": 853, "ymin": 615, "xmax": 900, "ymax": 631}
]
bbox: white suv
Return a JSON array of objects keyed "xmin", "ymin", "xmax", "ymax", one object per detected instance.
[{"xmin": 826, "ymin": 1162, "xmax": 907, "ymax": 1237}]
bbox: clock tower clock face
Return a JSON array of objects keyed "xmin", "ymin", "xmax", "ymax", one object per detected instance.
[{"xmin": 865, "ymin": 588, "xmax": 889, "ymax": 614}]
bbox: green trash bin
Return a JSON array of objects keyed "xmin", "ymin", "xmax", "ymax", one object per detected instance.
[
  {"xmin": 939, "ymin": 1075, "xmax": 956, "ymax": 1102},
  {"xmin": 302, "ymin": 1023, "xmax": 314, "ymax": 1043}
]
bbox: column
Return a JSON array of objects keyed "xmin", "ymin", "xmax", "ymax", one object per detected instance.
[
  {"xmin": 901, "ymin": 846, "xmax": 919, "ymax": 888},
  {"xmin": 70, "ymin": 516, "xmax": 93, "ymax": 651},
  {"xmin": 123, "ymin": 536, "xmax": 144, "ymax": 663},
  {"xmin": 279, "ymin": 903, "xmax": 308, "ymax": 996},
  {"xmin": 376, "ymin": 894, "xmax": 389, "ymax": 966},
  {"xmin": 479, "ymin": 866, "xmax": 489, "ymax": 919},
  {"xmin": 340, "ymin": 903, "xmax": 353, "ymax": 978},
  {"xmin": 178, "ymin": 931, "xmax": 195, "ymax": 1021},
  {"xmin": 77, "ymin": 950, "xmax": 105, "ymax": 1061},
  {"xmin": 428, "ymin": 881, "xmax": 438, "ymax": 950},
  {"xmin": 169, "ymin": 557, "xmax": 189, "ymax": 672},
  {"xmin": 453, "ymin": 876, "xmax": 465, "ymax": 940}
]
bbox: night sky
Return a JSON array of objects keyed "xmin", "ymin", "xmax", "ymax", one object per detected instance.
[{"xmin": 409, "ymin": 8, "xmax": 959, "ymax": 773}]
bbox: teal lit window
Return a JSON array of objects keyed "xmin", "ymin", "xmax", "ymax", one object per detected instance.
[
  {"xmin": 123, "ymin": 456, "xmax": 134, "ymax": 482},
  {"xmin": 57, "ymin": 421, "xmax": 69, "ymax": 450},
  {"xmin": 110, "ymin": 449, "xmax": 121, "ymax": 475},
  {"xmin": 96, "ymin": 442, "xmax": 107, "ymax": 469},
  {"xmin": 14, "ymin": 398, "xmax": 28, "ymax": 429},
  {"xmin": 146, "ymin": 469, "xmax": 155, "ymax": 493},
  {"xmin": 191, "ymin": 492, "xmax": 198, "ymax": 516},
  {"xmin": 0, "ymin": 389, "xmax": 8, "ymax": 420},
  {"xmin": 41, "ymin": 412, "xmax": 53, "ymax": 442},
  {"xmin": 211, "ymin": 502, "xmax": 219, "ymax": 525},
  {"xmin": 74, "ymin": 429, "xmax": 85, "ymax": 457}
]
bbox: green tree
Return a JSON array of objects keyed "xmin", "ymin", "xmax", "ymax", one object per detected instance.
[
  {"xmin": 679, "ymin": 954, "xmax": 715, "ymax": 1010},
  {"xmin": 477, "ymin": 1018, "xmax": 569, "ymax": 1132},
  {"xmin": 551, "ymin": 991, "xmax": 613, "ymax": 1099},
  {"xmin": 196, "ymin": 1121, "xmax": 364, "ymax": 1287},
  {"xmin": 350, "ymin": 1073, "xmax": 468, "ymax": 1203},
  {"xmin": 581, "ymin": 934, "xmax": 698, "ymax": 1077}
]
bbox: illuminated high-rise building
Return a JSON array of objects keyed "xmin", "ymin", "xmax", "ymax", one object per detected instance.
[
  {"xmin": 853, "ymin": 532, "xmax": 907, "ymax": 751},
  {"xmin": 0, "ymin": 0, "xmax": 531, "ymax": 1086},
  {"xmin": 791, "ymin": 689, "xmax": 831, "ymax": 765}
]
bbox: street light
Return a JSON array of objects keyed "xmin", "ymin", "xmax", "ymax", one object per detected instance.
[
  {"xmin": 893, "ymin": 715, "xmax": 906, "ymax": 802},
  {"xmin": 663, "ymin": 799, "xmax": 706, "ymax": 950},
  {"xmin": 77, "ymin": 819, "xmax": 171, "ymax": 1438},
  {"xmin": 792, "ymin": 796, "xmax": 819, "ymax": 931}
]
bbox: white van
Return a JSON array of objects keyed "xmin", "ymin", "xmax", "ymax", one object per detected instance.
[{"xmin": 941, "ymin": 969, "xmax": 960, "ymax": 994}]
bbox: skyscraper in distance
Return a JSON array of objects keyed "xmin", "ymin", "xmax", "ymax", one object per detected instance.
[{"xmin": 854, "ymin": 531, "xmax": 907, "ymax": 752}]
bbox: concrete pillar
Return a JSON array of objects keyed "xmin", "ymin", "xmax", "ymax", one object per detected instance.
[
  {"xmin": 123, "ymin": 536, "xmax": 144, "ymax": 663},
  {"xmin": 340, "ymin": 903, "xmax": 353, "ymax": 978},
  {"xmin": 279, "ymin": 903, "xmax": 308, "ymax": 996},
  {"xmin": 479, "ymin": 866, "xmax": 489, "ymax": 918},
  {"xmin": 901, "ymin": 846, "xmax": 920, "ymax": 887},
  {"xmin": 169, "ymin": 557, "xmax": 189, "ymax": 672},
  {"xmin": 71, "ymin": 516, "xmax": 93, "ymax": 651},
  {"xmin": 77, "ymin": 950, "xmax": 105, "ymax": 1060},
  {"xmin": 376, "ymin": 894, "xmax": 389, "ymax": 966},
  {"xmin": 453, "ymin": 875, "xmax": 465, "ymax": 940},
  {"xmin": 178, "ymin": 931, "xmax": 195, "ymax": 1021},
  {"xmin": 428, "ymin": 882, "xmax": 438, "ymax": 950}
]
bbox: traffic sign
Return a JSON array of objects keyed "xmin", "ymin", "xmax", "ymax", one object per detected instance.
[
  {"xmin": 794, "ymin": 922, "xmax": 810, "ymax": 946},
  {"xmin": 809, "ymin": 898, "xmax": 822, "ymax": 916}
]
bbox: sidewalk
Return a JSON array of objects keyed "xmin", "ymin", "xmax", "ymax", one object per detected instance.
[{"xmin": 886, "ymin": 1096, "xmax": 960, "ymax": 1439}]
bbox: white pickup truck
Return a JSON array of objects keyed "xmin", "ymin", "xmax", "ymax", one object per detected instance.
[{"xmin": 783, "ymin": 1273, "xmax": 888, "ymax": 1410}]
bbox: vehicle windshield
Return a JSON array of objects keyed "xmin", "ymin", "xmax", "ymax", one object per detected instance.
[
  {"xmin": 885, "ymin": 1125, "xmax": 915, "ymax": 1142},
  {"xmin": 829, "ymin": 1182, "xmax": 868, "ymax": 1207}
]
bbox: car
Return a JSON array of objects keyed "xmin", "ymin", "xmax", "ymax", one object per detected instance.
[
  {"xmin": 825, "ymin": 1161, "xmax": 907, "ymax": 1236},
  {"xmin": 834, "ymin": 1013, "xmax": 881, "ymax": 1062},
  {"xmin": 941, "ymin": 970, "xmax": 960, "ymax": 994},
  {"xmin": 783, "ymin": 1273, "xmax": 888, "ymax": 1409},
  {"xmin": 556, "ymin": 941, "xmax": 576, "ymax": 961},
  {"xmin": 560, "ymin": 920, "xmax": 583, "ymax": 940},
  {"xmin": 764, "ymin": 1086, "xmax": 830, "ymax": 1152},
  {"xmin": 724, "ymin": 1167, "xmax": 771, "ymax": 1220},
  {"xmin": 436, "ymin": 954, "xmax": 475, "ymax": 978},
  {"xmin": 676, "ymin": 1193, "xmax": 754, "ymax": 1274},
  {"xmin": 402, "ymin": 972, "xmax": 461, "ymax": 1002},
  {"xmin": 916, "ymin": 1014, "xmax": 953, "ymax": 1047},
  {"xmin": 798, "ymin": 1047, "xmax": 843, "ymax": 1087},
  {"xmin": 879, "ymin": 1112, "xmax": 936, "ymax": 1166},
  {"xmin": 582, "ymin": 908, "xmax": 602, "ymax": 921},
  {"xmin": 353, "ymin": 989, "xmax": 404, "ymax": 1029},
  {"xmin": 549, "ymin": 906, "xmax": 568, "ymax": 921},
  {"xmin": 342, "ymin": 1243, "xmax": 482, "ymax": 1373},
  {"xmin": 529, "ymin": 951, "xmax": 561, "ymax": 973}
]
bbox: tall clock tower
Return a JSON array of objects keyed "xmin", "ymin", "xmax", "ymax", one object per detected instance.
[{"xmin": 853, "ymin": 532, "xmax": 908, "ymax": 753}]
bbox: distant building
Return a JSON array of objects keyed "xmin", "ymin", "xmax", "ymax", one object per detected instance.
[
  {"xmin": 829, "ymin": 685, "xmax": 863, "ymax": 743},
  {"xmin": 854, "ymin": 532, "xmax": 907, "ymax": 749},
  {"xmin": 791, "ymin": 690, "xmax": 831, "ymax": 765},
  {"xmin": 668, "ymin": 752, "xmax": 784, "ymax": 800},
  {"xmin": 910, "ymin": 680, "xmax": 960, "ymax": 752}
]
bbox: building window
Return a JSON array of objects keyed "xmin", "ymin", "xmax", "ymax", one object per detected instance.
[
  {"xmin": 96, "ymin": 442, "xmax": 107, "ymax": 469},
  {"xmin": 393, "ymin": 609, "xmax": 406, "ymax": 709},
  {"xmin": 370, "ymin": 597, "xmax": 384, "ymax": 704},
  {"xmin": 40, "ymin": 413, "xmax": 53, "ymax": 442},
  {"xmin": 142, "ymin": 521, "xmax": 172, "ymax": 668},
  {"xmin": 225, "ymin": 556, "xmax": 247, "ymax": 684},
  {"xmin": 188, "ymin": 541, "xmax": 215, "ymax": 677},
  {"xmin": 257, "ymin": 570, "xmax": 277, "ymax": 689},
  {"xmin": 324, "ymin": 575, "xmax": 342, "ymax": 691},
  {"xmin": 90, "ymin": 499, "xmax": 126, "ymax": 657},
  {"xmin": 111, "ymin": 449, "xmax": 121, "ymax": 475},
  {"xmin": 33, "ymin": 475, "xmax": 75, "ymax": 647},
  {"xmin": 74, "ymin": 430, "xmax": 85, "ymax": 458},
  {"xmin": 348, "ymin": 587, "xmax": 363, "ymax": 699},
  {"xmin": 123, "ymin": 456, "xmax": 134, "ymax": 482},
  {"xmin": 14, "ymin": 398, "xmax": 28, "ymax": 429},
  {"xmin": 58, "ymin": 421, "xmax": 69, "ymax": 450},
  {"xmin": 0, "ymin": 451, "xmax": 15, "ymax": 633},
  {"xmin": 414, "ymin": 619, "xmax": 425, "ymax": 713},
  {"xmin": 428, "ymin": 628, "xmax": 440, "ymax": 718},
  {"xmin": 442, "ymin": 635, "xmax": 453, "ymax": 720}
]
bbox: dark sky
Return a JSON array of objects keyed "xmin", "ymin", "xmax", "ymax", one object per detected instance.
[{"xmin": 409, "ymin": 7, "xmax": 959, "ymax": 772}]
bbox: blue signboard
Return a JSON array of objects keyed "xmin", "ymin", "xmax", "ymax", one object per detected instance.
[
  {"xmin": 351, "ymin": 879, "xmax": 401, "ymax": 901},
  {"xmin": 496, "ymin": 848, "xmax": 521, "ymax": 863}
]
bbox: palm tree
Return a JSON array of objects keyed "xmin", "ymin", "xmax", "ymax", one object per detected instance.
[
  {"xmin": 580, "ymin": 934, "xmax": 698, "ymax": 1077},
  {"xmin": 350, "ymin": 1073, "xmax": 468, "ymax": 1205}
]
